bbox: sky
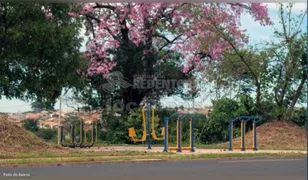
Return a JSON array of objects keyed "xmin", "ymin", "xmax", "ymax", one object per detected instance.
[{"xmin": 0, "ymin": 3, "xmax": 306, "ymax": 113}]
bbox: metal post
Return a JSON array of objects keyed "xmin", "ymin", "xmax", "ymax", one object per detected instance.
[
  {"xmin": 81, "ymin": 120, "xmax": 84, "ymax": 143},
  {"xmin": 177, "ymin": 118, "xmax": 182, "ymax": 152},
  {"xmin": 57, "ymin": 98, "xmax": 62, "ymax": 145},
  {"xmin": 96, "ymin": 121, "xmax": 98, "ymax": 144},
  {"xmin": 229, "ymin": 121, "xmax": 233, "ymax": 151},
  {"xmin": 60, "ymin": 126, "xmax": 63, "ymax": 144},
  {"xmin": 163, "ymin": 117, "xmax": 168, "ymax": 152},
  {"xmin": 147, "ymin": 104, "xmax": 151, "ymax": 149},
  {"xmin": 253, "ymin": 120, "xmax": 257, "ymax": 151},
  {"xmin": 92, "ymin": 122, "xmax": 95, "ymax": 144},
  {"xmin": 191, "ymin": 118, "xmax": 195, "ymax": 152},
  {"xmin": 70, "ymin": 126, "xmax": 73, "ymax": 144},
  {"xmin": 72, "ymin": 126, "xmax": 75, "ymax": 145},
  {"xmin": 241, "ymin": 120, "xmax": 245, "ymax": 151}
]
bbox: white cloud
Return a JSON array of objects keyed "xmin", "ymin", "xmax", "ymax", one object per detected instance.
[{"xmin": 264, "ymin": 3, "xmax": 307, "ymax": 13}]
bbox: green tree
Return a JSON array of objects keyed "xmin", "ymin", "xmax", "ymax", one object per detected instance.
[
  {"xmin": 74, "ymin": 49, "xmax": 191, "ymax": 113},
  {"xmin": 31, "ymin": 101, "xmax": 55, "ymax": 112},
  {"xmin": 204, "ymin": 3, "xmax": 307, "ymax": 121},
  {"xmin": 0, "ymin": 3, "xmax": 84, "ymax": 106},
  {"xmin": 203, "ymin": 98, "xmax": 255, "ymax": 144}
]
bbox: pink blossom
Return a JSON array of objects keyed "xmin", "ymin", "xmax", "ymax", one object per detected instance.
[
  {"xmin": 79, "ymin": 3, "xmax": 271, "ymax": 77},
  {"xmin": 45, "ymin": 13, "xmax": 54, "ymax": 19},
  {"xmin": 68, "ymin": 12, "xmax": 79, "ymax": 17},
  {"xmin": 251, "ymin": 3, "xmax": 272, "ymax": 26},
  {"xmin": 115, "ymin": 41, "xmax": 120, "ymax": 48}
]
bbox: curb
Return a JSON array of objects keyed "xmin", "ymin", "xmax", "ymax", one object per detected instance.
[{"xmin": 0, "ymin": 155, "xmax": 304, "ymax": 168}]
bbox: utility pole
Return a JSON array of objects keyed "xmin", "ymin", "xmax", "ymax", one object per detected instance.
[{"xmin": 58, "ymin": 97, "xmax": 62, "ymax": 145}]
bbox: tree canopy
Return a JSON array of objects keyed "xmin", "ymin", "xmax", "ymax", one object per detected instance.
[
  {"xmin": 0, "ymin": 3, "xmax": 84, "ymax": 106},
  {"xmin": 67, "ymin": 3, "xmax": 271, "ymax": 111}
]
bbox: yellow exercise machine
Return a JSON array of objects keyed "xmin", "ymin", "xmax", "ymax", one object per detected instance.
[
  {"xmin": 128, "ymin": 105, "xmax": 147, "ymax": 143},
  {"xmin": 128, "ymin": 104, "xmax": 164, "ymax": 149},
  {"xmin": 151, "ymin": 106, "xmax": 164, "ymax": 141}
]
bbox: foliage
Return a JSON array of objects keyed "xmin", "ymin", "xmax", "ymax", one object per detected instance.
[
  {"xmin": 66, "ymin": 3, "xmax": 271, "ymax": 112},
  {"xmin": 22, "ymin": 119, "xmax": 39, "ymax": 133},
  {"xmin": 31, "ymin": 101, "xmax": 54, "ymax": 112},
  {"xmin": 74, "ymin": 3, "xmax": 270, "ymax": 76},
  {"xmin": 22, "ymin": 118, "xmax": 57, "ymax": 142},
  {"xmin": 203, "ymin": 3, "xmax": 307, "ymax": 121},
  {"xmin": 198, "ymin": 97, "xmax": 258, "ymax": 144},
  {"xmin": 0, "ymin": 3, "xmax": 84, "ymax": 106},
  {"xmin": 100, "ymin": 111, "xmax": 129, "ymax": 144},
  {"xmin": 35, "ymin": 128, "xmax": 57, "ymax": 141},
  {"xmin": 291, "ymin": 108, "xmax": 306, "ymax": 127}
]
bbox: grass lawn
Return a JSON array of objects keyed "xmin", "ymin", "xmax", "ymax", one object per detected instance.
[{"xmin": 0, "ymin": 150, "xmax": 305, "ymax": 166}]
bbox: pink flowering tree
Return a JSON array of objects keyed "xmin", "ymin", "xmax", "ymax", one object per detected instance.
[{"xmin": 70, "ymin": 3, "xmax": 271, "ymax": 111}]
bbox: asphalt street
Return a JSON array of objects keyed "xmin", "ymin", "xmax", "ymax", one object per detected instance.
[{"xmin": 0, "ymin": 157, "xmax": 306, "ymax": 180}]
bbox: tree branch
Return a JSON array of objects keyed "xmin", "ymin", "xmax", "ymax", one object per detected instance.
[
  {"xmin": 94, "ymin": 3, "xmax": 115, "ymax": 11},
  {"xmin": 155, "ymin": 34, "xmax": 182, "ymax": 51},
  {"xmin": 228, "ymin": 3, "xmax": 251, "ymax": 10},
  {"xmin": 86, "ymin": 17, "xmax": 96, "ymax": 38},
  {"xmin": 84, "ymin": 12, "xmax": 120, "ymax": 41}
]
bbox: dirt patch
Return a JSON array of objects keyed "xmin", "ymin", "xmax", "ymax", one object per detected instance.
[
  {"xmin": 231, "ymin": 120, "xmax": 306, "ymax": 149},
  {"xmin": 0, "ymin": 114, "xmax": 69, "ymax": 154}
]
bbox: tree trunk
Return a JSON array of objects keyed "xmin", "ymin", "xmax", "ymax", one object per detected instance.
[
  {"xmin": 286, "ymin": 75, "xmax": 306, "ymax": 120},
  {"xmin": 255, "ymin": 81, "xmax": 270, "ymax": 120}
]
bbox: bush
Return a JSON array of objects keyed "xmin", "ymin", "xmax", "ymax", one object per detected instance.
[
  {"xmin": 103, "ymin": 111, "xmax": 129, "ymax": 144},
  {"xmin": 35, "ymin": 128, "xmax": 57, "ymax": 141},
  {"xmin": 22, "ymin": 119, "xmax": 39, "ymax": 132},
  {"xmin": 199, "ymin": 97, "xmax": 256, "ymax": 144},
  {"xmin": 22, "ymin": 119, "xmax": 57, "ymax": 142},
  {"xmin": 291, "ymin": 108, "xmax": 306, "ymax": 127}
]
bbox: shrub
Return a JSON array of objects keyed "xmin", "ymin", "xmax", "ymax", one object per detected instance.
[
  {"xmin": 22, "ymin": 119, "xmax": 39, "ymax": 132},
  {"xmin": 291, "ymin": 107, "xmax": 306, "ymax": 127},
  {"xmin": 35, "ymin": 128, "xmax": 57, "ymax": 141}
]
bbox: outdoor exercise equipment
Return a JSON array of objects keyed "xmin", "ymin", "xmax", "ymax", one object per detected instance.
[
  {"xmin": 228, "ymin": 116, "xmax": 262, "ymax": 151},
  {"xmin": 80, "ymin": 120, "xmax": 96, "ymax": 148},
  {"xmin": 128, "ymin": 104, "xmax": 164, "ymax": 149},
  {"xmin": 60, "ymin": 117, "xmax": 98, "ymax": 148},
  {"xmin": 128, "ymin": 105, "xmax": 147, "ymax": 143},
  {"xmin": 151, "ymin": 105, "xmax": 164, "ymax": 141},
  {"xmin": 163, "ymin": 113, "xmax": 200, "ymax": 152}
]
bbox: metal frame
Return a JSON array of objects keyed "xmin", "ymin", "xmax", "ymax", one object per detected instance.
[
  {"xmin": 228, "ymin": 116, "xmax": 262, "ymax": 151},
  {"xmin": 128, "ymin": 105, "xmax": 147, "ymax": 143},
  {"xmin": 60, "ymin": 119, "xmax": 97, "ymax": 148},
  {"xmin": 128, "ymin": 103, "xmax": 164, "ymax": 149},
  {"xmin": 163, "ymin": 113, "xmax": 200, "ymax": 153},
  {"xmin": 151, "ymin": 105, "xmax": 164, "ymax": 141},
  {"xmin": 146, "ymin": 103, "xmax": 151, "ymax": 149}
]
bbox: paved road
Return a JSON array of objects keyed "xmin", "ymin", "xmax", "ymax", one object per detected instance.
[{"xmin": 0, "ymin": 157, "xmax": 306, "ymax": 180}]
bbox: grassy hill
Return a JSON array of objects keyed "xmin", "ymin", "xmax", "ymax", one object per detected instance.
[
  {"xmin": 0, "ymin": 115, "xmax": 68, "ymax": 154},
  {"xmin": 211, "ymin": 120, "xmax": 307, "ymax": 150}
]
